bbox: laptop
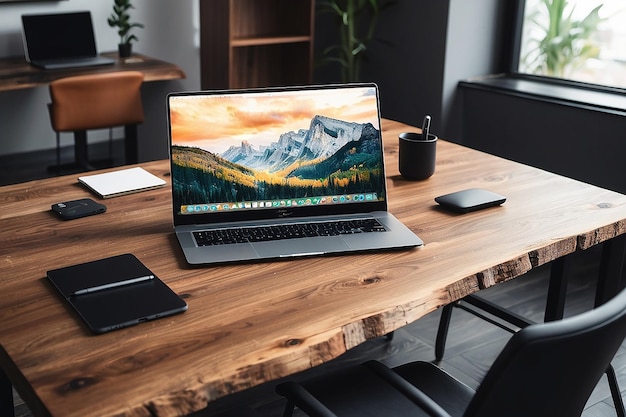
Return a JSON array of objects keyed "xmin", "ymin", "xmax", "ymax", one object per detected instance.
[
  {"xmin": 21, "ymin": 11, "xmax": 115, "ymax": 70},
  {"xmin": 167, "ymin": 83, "xmax": 423, "ymax": 265}
]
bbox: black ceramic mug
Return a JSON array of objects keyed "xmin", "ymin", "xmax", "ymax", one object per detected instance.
[{"xmin": 398, "ymin": 132, "xmax": 437, "ymax": 180}]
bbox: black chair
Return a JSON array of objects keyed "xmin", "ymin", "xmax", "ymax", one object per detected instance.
[
  {"xmin": 435, "ymin": 246, "xmax": 626, "ymax": 417},
  {"xmin": 276, "ymin": 286, "xmax": 626, "ymax": 417}
]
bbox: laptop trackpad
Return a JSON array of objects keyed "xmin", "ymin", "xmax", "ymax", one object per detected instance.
[{"xmin": 253, "ymin": 237, "xmax": 350, "ymax": 258}]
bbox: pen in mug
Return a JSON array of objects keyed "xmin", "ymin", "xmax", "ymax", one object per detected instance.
[
  {"xmin": 71, "ymin": 275, "xmax": 154, "ymax": 296},
  {"xmin": 421, "ymin": 115, "xmax": 431, "ymax": 140}
]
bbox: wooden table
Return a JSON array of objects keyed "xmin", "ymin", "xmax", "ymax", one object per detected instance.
[
  {"xmin": 2, "ymin": 119, "xmax": 626, "ymax": 416},
  {"xmin": 0, "ymin": 52, "xmax": 185, "ymax": 92}
]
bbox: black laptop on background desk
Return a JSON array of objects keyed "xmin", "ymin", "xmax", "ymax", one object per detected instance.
[{"xmin": 21, "ymin": 11, "xmax": 115, "ymax": 70}]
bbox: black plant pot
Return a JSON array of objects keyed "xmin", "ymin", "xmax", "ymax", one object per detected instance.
[{"xmin": 118, "ymin": 43, "xmax": 132, "ymax": 58}]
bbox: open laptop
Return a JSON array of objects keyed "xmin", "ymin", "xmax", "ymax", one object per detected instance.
[
  {"xmin": 167, "ymin": 83, "xmax": 423, "ymax": 265},
  {"xmin": 22, "ymin": 11, "xmax": 115, "ymax": 70}
]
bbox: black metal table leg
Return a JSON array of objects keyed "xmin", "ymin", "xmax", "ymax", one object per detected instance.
[
  {"xmin": 73, "ymin": 130, "xmax": 96, "ymax": 171},
  {"xmin": 596, "ymin": 234, "xmax": 626, "ymax": 417},
  {"xmin": 607, "ymin": 364, "xmax": 626, "ymax": 417},
  {"xmin": 1, "ymin": 368, "xmax": 14, "ymax": 417},
  {"xmin": 435, "ymin": 303, "xmax": 454, "ymax": 362},
  {"xmin": 596, "ymin": 234, "xmax": 626, "ymax": 306},
  {"xmin": 544, "ymin": 255, "xmax": 571, "ymax": 322},
  {"xmin": 124, "ymin": 124, "xmax": 139, "ymax": 165}
]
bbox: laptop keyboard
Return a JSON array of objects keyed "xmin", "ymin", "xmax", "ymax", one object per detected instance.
[{"xmin": 193, "ymin": 218, "xmax": 387, "ymax": 246}]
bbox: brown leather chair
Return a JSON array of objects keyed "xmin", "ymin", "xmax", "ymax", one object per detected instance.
[{"xmin": 48, "ymin": 71, "xmax": 145, "ymax": 171}]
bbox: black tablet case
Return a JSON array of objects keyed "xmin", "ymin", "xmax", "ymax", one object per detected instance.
[{"xmin": 47, "ymin": 254, "xmax": 187, "ymax": 334}]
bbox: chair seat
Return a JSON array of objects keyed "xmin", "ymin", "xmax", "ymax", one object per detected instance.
[
  {"xmin": 393, "ymin": 362, "xmax": 475, "ymax": 417},
  {"xmin": 47, "ymin": 71, "xmax": 145, "ymax": 170},
  {"xmin": 277, "ymin": 361, "xmax": 474, "ymax": 417},
  {"xmin": 48, "ymin": 71, "xmax": 144, "ymax": 132},
  {"xmin": 277, "ymin": 363, "xmax": 429, "ymax": 417}
]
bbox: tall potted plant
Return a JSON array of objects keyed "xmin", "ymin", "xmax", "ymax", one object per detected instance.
[
  {"xmin": 318, "ymin": 0, "xmax": 393, "ymax": 82},
  {"xmin": 108, "ymin": 0, "xmax": 144, "ymax": 58}
]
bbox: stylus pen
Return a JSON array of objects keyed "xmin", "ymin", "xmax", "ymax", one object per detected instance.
[
  {"xmin": 421, "ymin": 115, "xmax": 431, "ymax": 140},
  {"xmin": 71, "ymin": 275, "xmax": 154, "ymax": 296}
]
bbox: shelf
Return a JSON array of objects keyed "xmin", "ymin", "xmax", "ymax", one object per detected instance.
[
  {"xmin": 231, "ymin": 36, "xmax": 312, "ymax": 48},
  {"xmin": 200, "ymin": 0, "xmax": 314, "ymax": 89},
  {"xmin": 231, "ymin": 43, "xmax": 312, "ymax": 89}
]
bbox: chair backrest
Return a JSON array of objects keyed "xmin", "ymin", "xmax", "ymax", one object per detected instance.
[
  {"xmin": 48, "ymin": 71, "xmax": 144, "ymax": 132},
  {"xmin": 465, "ymin": 286, "xmax": 626, "ymax": 417}
]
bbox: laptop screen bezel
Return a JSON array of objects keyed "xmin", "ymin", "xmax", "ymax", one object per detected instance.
[{"xmin": 167, "ymin": 83, "xmax": 390, "ymax": 226}]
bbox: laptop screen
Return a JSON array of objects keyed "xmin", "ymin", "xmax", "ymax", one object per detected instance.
[
  {"xmin": 167, "ymin": 84, "xmax": 388, "ymax": 225},
  {"xmin": 22, "ymin": 11, "xmax": 98, "ymax": 62}
]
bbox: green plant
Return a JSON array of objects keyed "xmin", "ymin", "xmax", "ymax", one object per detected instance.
[
  {"xmin": 318, "ymin": 0, "xmax": 392, "ymax": 82},
  {"xmin": 522, "ymin": 0, "xmax": 604, "ymax": 77},
  {"xmin": 107, "ymin": 0, "xmax": 144, "ymax": 45}
]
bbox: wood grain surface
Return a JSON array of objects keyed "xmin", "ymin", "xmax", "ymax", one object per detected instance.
[
  {"xmin": 2, "ymin": 119, "xmax": 626, "ymax": 416},
  {"xmin": 0, "ymin": 52, "xmax": 185, "ymax": 92}
]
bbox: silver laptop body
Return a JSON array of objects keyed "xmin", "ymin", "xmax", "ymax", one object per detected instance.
[{"xmin": 167, "ymin": 83, "xmax": 423, "ymax": 265}]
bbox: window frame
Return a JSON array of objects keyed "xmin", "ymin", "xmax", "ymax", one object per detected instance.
[{"xmin": 507, "ymin": 0, "xmax": 626, "ymax": 94}]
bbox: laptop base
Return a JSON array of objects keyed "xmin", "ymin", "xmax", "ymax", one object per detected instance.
[{"xmin": 30, "ymin": 56, "xmax": 115, "ymax": 71}]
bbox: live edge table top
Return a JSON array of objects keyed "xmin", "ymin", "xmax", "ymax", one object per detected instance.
[
  {"xmin": 0, "ymin": 52, "xmax": 185, "ymax": 92},
  {"xmin": 2, "ymin": 119, "xmax": 626, "ymax": 416}
]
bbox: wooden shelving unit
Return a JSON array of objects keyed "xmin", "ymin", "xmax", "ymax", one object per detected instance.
[{"xmin": 200, "ymin": 0, "xmax": 315, "ymax": 90}]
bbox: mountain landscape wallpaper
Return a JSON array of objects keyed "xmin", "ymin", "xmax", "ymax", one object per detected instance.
[{"xmin": 169, "ymin": 87, "xmax": 384, "ymax": 208}]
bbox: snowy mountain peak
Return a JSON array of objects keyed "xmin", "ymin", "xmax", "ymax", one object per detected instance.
[{"xmin": 220, "ymin": 116, "xmax": 371, "ymax": 173}]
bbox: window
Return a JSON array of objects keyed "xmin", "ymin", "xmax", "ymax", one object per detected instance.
[{"xmin": 516, "ymin": 0, "xmax": 626, "ymax": 90}]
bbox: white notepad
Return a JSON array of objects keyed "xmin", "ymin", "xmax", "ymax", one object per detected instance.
[{"xmin": 78, "ymin": 167, "xmax": 166, "ymax": 199}]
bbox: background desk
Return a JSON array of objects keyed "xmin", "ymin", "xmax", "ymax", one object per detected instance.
[
  {"xmin": 0, "ymin": 52, "xmax": 185, "ymax": 92},
  {"xmin": 2, "ymin": 119, "xmax": 626, "ymax": 416}
]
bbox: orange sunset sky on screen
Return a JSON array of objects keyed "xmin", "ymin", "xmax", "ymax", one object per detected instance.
[{"xmin": 169, "ymin": 87, "xmax": 380, "ymax": 154}]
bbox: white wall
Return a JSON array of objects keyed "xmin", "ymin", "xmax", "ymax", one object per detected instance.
[
  {"xmin": 443, "ymin": 0, "xmax": 503, "ymax": 142},
  {"xmin": 351, "ymin": 0, "xmax": 503, "ymax": 142},
  {"xmin": 0, "ymin": 0, "xmax": 201, "ymax": 160}
]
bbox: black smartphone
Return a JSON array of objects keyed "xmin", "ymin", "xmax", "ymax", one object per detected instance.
[{"xmin": 51, "ymin": 198, "xmax": 106, "ymax": 220}]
